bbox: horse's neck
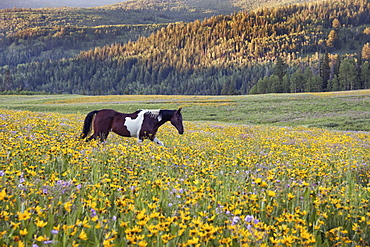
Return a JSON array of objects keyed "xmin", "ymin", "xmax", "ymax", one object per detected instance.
[{"xmin": 155, "ymin": 117, "xmax": 169, "ymax": 128}]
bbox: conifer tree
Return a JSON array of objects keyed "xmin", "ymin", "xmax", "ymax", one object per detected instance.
[
  {"xmin": 320, "ymin": 52, "xmax": 331, "ymax": 90},
  {"xmin": 290, "ymin": 68, "xmax": 305, "ymax": 93},
  {"xmin": 360, "ymin": 61, "xmax": 370, "ymax": 89},
  {"xmin": 326, "ymin": 30, "xmax": 340, "ymax": 50},
  {"xmin": 338, "ymin": 59, "xmax": 359, "ymax": 90},
  {"xmin": 273, "ymin": 57, "xmax": 287, "ymax": 80}
]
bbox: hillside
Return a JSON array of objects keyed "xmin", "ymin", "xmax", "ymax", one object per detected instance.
[
  {"xmin": 1, "ymin": 0, "xmax": 370, "ymax": 95},
  {"xmin": 0, "ymin": 0, "xmax": 316, "ymax": 67}
]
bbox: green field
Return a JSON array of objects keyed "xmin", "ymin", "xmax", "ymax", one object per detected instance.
[{"xmin": 1, "ymin": 90, "xmax": 370, "ymax": 131}]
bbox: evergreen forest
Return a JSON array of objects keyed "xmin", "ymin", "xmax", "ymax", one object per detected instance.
[{"xmin": 1, "ymin": 0, "xmax": 370, "ymax": 95}]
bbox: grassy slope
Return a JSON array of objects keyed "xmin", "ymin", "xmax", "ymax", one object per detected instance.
[{"xmin": 1, "ymin": 90, "xmax": 369, "ymax": 131}]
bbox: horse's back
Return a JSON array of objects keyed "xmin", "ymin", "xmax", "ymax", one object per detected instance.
[
  {"xmin": 96, "ymin": 109, "xmax": 120, "ymax": 117},
  {"xmin": 94, "ymin": 109, "xmax": 121, "ymax": 130}
]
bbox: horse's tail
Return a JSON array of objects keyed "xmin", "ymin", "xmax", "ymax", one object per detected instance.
[{"xmin": 80, "ymin": 110, "xmax": 99, "ymax": 139}]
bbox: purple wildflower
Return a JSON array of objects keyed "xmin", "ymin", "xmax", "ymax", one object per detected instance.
[
  {"xmin": 231, "ymin": 216, "xmax": 240, "ymax": 225},
  {"xmin": 90, "ymin": 208, "xmax": 97, "ymax": 217},
  {"xmin": 244, "ymin": 215, "xmax": 254, "ymax": 223}
]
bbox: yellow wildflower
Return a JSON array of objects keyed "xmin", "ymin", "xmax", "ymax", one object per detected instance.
[
  {"xmin": 20, "ymin": 229, "xmax": 28, "ymax": 236},
  {"xmin": 35, "ymin": 235, "xmax": 48, "ymax": 242},
  {"xmin": 267, "ymin": 190, "xmax": 276, "ymax": 197},
  {"xmin": 0, "ymin": 188, "xmax": 10, "ymax": 201},
  {"xmin": 103, "ymin": 239, "xmax": 115, "ymax": 247},
  {"xmin": 35, "ymin": 218, "xmax": 48, "ymax": 228},
  {"xmin": 64, "ymin": 201, "xmax": 73, "ymax": 212},
  {"xmin": 79, "ymin": 229, "xmax": 88, "ymax": 241},
  {"xmin": 11, "ymin": 222, "xmax": 21, "ymax": 230},
  {"xmin": 17, "ymin": 210, "xmax": 32, "ymax": 221},
  {"xmin": 287, "ymin": 193, "xmax": 295, "ymax": 200},
  {"xmin": 138, "ymin": 240, "xmax": 148, "ymax": 247}
]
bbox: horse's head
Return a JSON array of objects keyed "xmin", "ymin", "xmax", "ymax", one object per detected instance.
[{"xmin": 170, "ymin": 108, "xmax": 184, "ymax": 135}]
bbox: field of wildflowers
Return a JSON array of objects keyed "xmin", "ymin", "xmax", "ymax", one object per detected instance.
[{"xmin": 0, "ymin": 105, "xmax": 369, "ymax": 246}]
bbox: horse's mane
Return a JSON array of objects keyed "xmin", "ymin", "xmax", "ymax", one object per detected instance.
[
  {"xmin": 140, "ymin": 109, "xmax": 161, "ymax": 120},
  {"xmin": 140, "ymin": 109, "xmax": 176, "ymax": 122}
]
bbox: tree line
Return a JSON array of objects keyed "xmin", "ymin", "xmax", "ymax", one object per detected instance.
[
  {"xmin": 250, "ymin": 53, "xmax": 370, "ymax": 94},
  {"xmin": 1, "ymin": 0, "xmax": 370, "ymax": 95}
]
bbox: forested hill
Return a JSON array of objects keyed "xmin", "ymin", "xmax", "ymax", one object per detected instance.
[
  {"xmin": 0, "ymin": 0, "xmax": 317, "ymax": 67},
  {"xmin": 2, "ymin": 0, "xmax": 370, "ymax": 95}
]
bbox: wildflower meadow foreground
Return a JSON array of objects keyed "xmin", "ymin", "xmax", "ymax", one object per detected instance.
[{"xmin": 0, "ymin": 109, "xmax": 369, "ymax": 246}]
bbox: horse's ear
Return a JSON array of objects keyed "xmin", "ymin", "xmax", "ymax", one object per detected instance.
[{"xmin": 177, "ymin": 108, "xmax": 182, "ymax": 113}]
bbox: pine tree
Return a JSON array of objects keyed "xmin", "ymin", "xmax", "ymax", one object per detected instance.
[
  {"xmin": 290, "ymin": 68, "xmax": 305, "ymax": 93},
  {"xmin": 1, "ymin": 69, "xmax": 12, "ymax": 91},
  {"xmin": 273, "ymin": 57, "xmax": 288, "ymax": 80},
  {"xmin": 326, "ymin": 30, "xmax": 340, "ymax": 50},
  {"xmin": 338, "ymin": 59, "xmax": 359, "ymax": 90},
  {"xmin": 306, "ymin": 75, "xmax": 322, "ymax": 92},
  {"xmin": 361, "ymin": 61, "xmax": 370, "ymax": 89},
  {"xmin": 320, "ymin": 52, "xmax": 331, "ymax": 90},
  {"xmin": 270, "ymin": 75, "xmax": 283, "ymax": 93},
  {"xmin": 282, "ymin": 74, "xmax": 290, "ymax": 93}
]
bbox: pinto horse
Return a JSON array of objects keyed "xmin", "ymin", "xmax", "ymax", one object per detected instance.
[{"xmin": 80, "ymin": 108, "xmax": 183, "ymax": 145}]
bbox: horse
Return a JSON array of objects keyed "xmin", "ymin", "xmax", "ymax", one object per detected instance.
[{"xmin": 80, "ymin": 108, "xmax": 183, "ymax": 146}]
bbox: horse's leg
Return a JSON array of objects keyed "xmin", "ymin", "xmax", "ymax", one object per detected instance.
[
  {"xmin": 145, "ymin": 133, "xmax": 164, "ymax": 146},
  {"xmin": 92, "ymin": 115, "xmax": 112, "ymax": 142},
  {"xmin": 87, "ymin": 134, "xmax": 97, "ymax": 142},
  {"xmin": 152, "ymin": 137, "xmax": 164, "ymax": 146},
  {"xmin": 99, "ymin": 131, "xmax": 109, "ymax": 142},
  {"xmin": 86, "ymin": 131, "xmax": 109, "ymax": 142}
]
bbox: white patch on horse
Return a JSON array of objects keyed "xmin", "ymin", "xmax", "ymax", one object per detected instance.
[
  {"xmin": 124, "ymin": 110, "xmax": 161, "ymax": 137},
  {"xmin": 124, "ymin": 110, "xmax": 146, "ymax": 137}
]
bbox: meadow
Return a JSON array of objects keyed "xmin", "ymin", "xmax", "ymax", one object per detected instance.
[{"xmin": 0, "ymin": 91, "xmax": 369, "ymax": 246}]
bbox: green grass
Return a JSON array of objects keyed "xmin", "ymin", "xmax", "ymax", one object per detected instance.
[{"xmin": 1, "ymin": 90, "xmax": 369, "ymax": 131}]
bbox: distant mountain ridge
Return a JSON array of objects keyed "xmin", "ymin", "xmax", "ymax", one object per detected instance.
[
  {"xmin": 0, "ymin": 0, "xmax": 126, "ymax": 9},
  {"xmin": 1, "ymin": 0, "xmax": 317, "ymax": 12}
]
